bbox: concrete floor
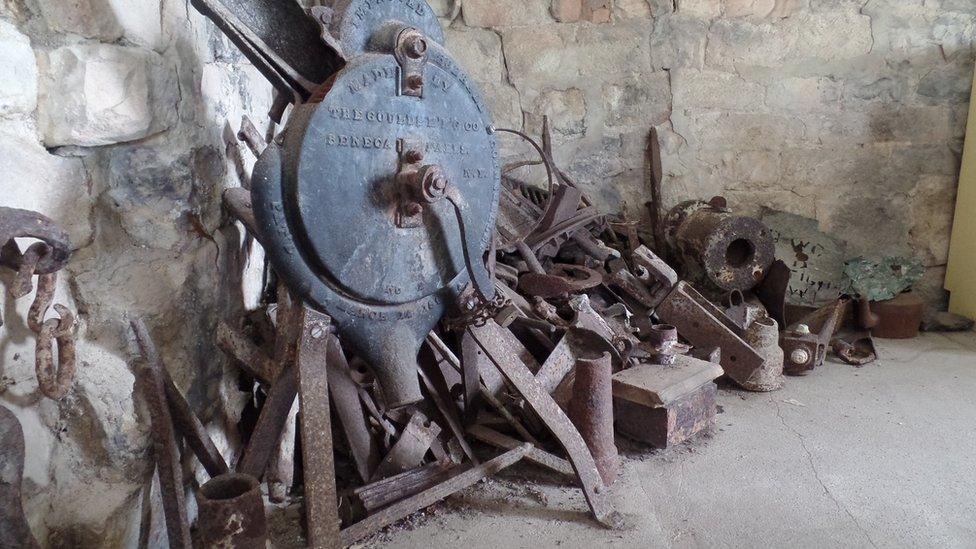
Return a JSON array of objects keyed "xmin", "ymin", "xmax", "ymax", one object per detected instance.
[{"xmin": 364, "ymin": 332, "xmax": 976, "ymax": 548}]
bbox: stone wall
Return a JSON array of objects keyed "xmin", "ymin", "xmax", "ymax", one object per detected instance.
[
  {"xmin": 440, "ymin": 0, "xmax": 975, "ymax": 306},
  {"xmin": 0, "ymin": 0, "xmax": 972, "ymax": 546},
  {"xmin": 0, "ymin": 0, "xmax": 272, "ymax": 545}
]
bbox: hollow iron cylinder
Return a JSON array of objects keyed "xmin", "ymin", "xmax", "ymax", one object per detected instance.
[
  {"xmin": 568, "ymin": 351, "xmax": 618, "ymax": 486},
  {"xmin": 664, "ymin": 197, "xmax": 775, "ymax": 294},
  {"xmin": 196, "ymin": 473, "xmax": 268, "ymax": 549}
]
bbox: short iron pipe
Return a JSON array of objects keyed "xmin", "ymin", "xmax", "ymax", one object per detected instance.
[
  {"xmin": 568, "ymin": 351, "xmax": 618, "ymax": 486},
  {"xmin": 196, "ymin": 473, "xmax": 268, "ymax": 549}
]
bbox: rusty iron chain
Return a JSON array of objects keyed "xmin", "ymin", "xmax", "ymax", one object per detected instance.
[{"xmin": 7, "ymin": 242, "xmax": 77, "ymax": 400}]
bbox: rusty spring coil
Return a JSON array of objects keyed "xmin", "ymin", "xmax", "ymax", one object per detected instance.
[{"xmin": 11, "ymin": 242, "xmax": 76, "ymax": 400}]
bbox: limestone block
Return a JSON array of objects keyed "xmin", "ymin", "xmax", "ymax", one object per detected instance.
[
  {"xmin": 552, "ymin": 0, "xmax": 583, "ymax": 22},
  {"xmin": 38, "ymin": 44, "xmax": 172, "ymax": 147},
  {"xmin": 643, "ymin": 0, "xmax": 674, "ymax": 17},
  {"xmin": 789, "ymin": 11, "xmax": 873, "ymax": 59},
  {"xmin": 932, "ymin": 12, "xmax": 976, "ymax": 59},
  {"xmin": 706, "ymin": 12, "xmax": 872, "ymax": 69},
  {"xmin": 909, "ymin": 175, "xmax": 958, "ymax": 266},
  {"xmin": 480, "ymin": 82, "xmax": 523, "ymax": 156},
  {"xmin": 36, "ymin": 0, "xmax": 162, "ymax": 49},
  {"xmin": 0, "ymin": 119, "xmax": 92, "ymax": 246},
  {"xmin": 766, "ymin": 0, "xmax": 806, "ymax": 18},
  {"xmin": 0, "ymin": 21, "xmax": 36, "ymax": 118},
  {"xmin": 583, "ymin": 0, "xmax": 614, "ymax": 23},
  {"xmin": 427, "ymin": 0, "xmax": 456, "ymax": 18},
  {"xmin": 650, "ymin": 15, "xmax": 708, "ymax": 69},
  {"xmin": 529, "ymin": 88, "xmax": 587, "ymax": 136},
  {"xmin": 672, "ymin": 69, "xmax": 767, "ymax": 111},
  {"xmin": 697, "ymin": 112, "xmax": 806, "ymax": 150},
  {"xmin": 867, "ymin": 106, "xmax": 951, "ymax": 143},
  {"xmin": 697, "ymin": 148, "xmax": 781, "ymax": 186},
  {"xmin": 504, "ymin": 22, "xmax": 651, "ymax": 93},
  {"xmin": 463, "ymin": 0, "xmax": 550, "ymax": 28},
  {"xmin": 764, "ymin": 77, "xmax": 828, "ymax": 112},
  {"xmin": 918, "ymin": 62, "xmax": 974, "ymax": 105},
  {"xmin": 705, "ymin": 20, "xmax": 789, "ymax": 68},
  {"xmin": 857, "ymin": 1, "xmax": 936, "ymax": 57},
  {"xmin": 103, "ymin": 145, "xmax": 224, "ymax": 251},
  {"xmin": 603, "ymin": 71, "xmax": 671, "ymax": 128},
  {"xmin": 444, "ymin": 27, "xmax": 505, "ymax": 84},
  {"xmin": 825, "ymin": 193, "xmax": 914, "ymax": 259},
  {"xmin": 677, "ymin": 0, "xmax": 722, "ymax": 19},
  {"xmin": 617, "ymin": 0, "xmax": 652, "ymax": 18},
  {"xmin": 724, "ymin": 0, "xmax": 776, "ymax": 18}
]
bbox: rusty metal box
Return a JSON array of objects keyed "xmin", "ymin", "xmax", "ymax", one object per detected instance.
[{"xmin": 614, "ymin": 382, "xmax": 717, "ymax": 449}]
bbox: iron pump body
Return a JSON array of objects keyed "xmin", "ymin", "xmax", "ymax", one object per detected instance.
[{"xmin": 193, "ymin": 0, "xmax": 501, "ymax": 408}]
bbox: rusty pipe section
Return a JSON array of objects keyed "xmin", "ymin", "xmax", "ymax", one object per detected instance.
[
  {"xmin": 196, "ymin": 473, "xmax": 268, "ymax": 549},
  {"xmin": 567, "ymin": 351, "xmax": 618, "ymax": 486},
  {"xmin": 664, "ymin": 197, "xmax": 775, "ymax": 294},
  {"xmin": 742, "ymin": 317, "xmax": 785, "ymax": 392}
]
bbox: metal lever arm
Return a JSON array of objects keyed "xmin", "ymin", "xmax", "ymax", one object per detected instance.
[
  {"xmin": 411, "ymin": 164, "xmax": 497, "ymax": 305},
  {"xmin": 444, "ymin": 186, "xmax": 497, "ymax": 305},
  {"xmin": 190, "ymin": 0, "xmax": 344, "ymax": 101}
]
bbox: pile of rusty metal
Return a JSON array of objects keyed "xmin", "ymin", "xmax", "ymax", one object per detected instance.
[
  {"xmin": 0, "ymin": 1, "xmax": 885, "ymax": 547},
  {"xmin": 128, "ymin": 0, "xmax": 886, "ymax": 546},
  {"xmin": 140, "ymin": 117, "xmax": 877, "ymax": 549}
]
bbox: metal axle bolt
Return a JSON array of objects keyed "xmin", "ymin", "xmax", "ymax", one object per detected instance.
[{"xmin": 403, "ymin": 35, "xmax": 428, "ymax": 59}]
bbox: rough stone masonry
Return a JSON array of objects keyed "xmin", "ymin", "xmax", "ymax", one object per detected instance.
[{"xmin": 0, "ymin": 0, "xmax": 972, "ymax": 545}]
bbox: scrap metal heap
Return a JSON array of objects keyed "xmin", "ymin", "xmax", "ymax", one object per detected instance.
[
  {"xmin": 0, "ymin": 1, "xmax": 879, "ymax": 548},
  {"xmin": 130, "ymin": 0, "xmax": 880, "ymax": 547}
]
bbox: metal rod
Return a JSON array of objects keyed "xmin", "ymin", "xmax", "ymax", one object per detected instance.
[
  {"xmin": 468, "ymin": 322, "xmax": 623, "ymax": 529},
  {"xmin": 162, "ymin": 367, "xmax": 230, "ymax": 478},
  {"xmin": 130, "ymin": 319, "xmax": 193, "ymax": 549},
  {"xmin": 340, "ymin": 446, "xmax": 531, "ymax": 546},
  {"xmin": 237, "ymin": 364, "xmax": 298, "ymax": 478},
  {"xmin": 296, "ymin": 309, "xmax": 342, "ymax": 548}
]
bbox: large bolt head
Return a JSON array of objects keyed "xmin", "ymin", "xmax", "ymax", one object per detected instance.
[
  {"xmin": 419, "ymin": 165, "xmax": 448, "ymax": 202},
  {"xmin": 790, "ymin": 348, "xmax": 812, "ymax": 365},
  {"xmin": 403, "ymin": 34, "xmax": 428, "ymax": 59}
]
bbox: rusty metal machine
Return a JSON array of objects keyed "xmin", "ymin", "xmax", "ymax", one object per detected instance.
[
  {"xmin": 184, "ymin": 0, "xmax": 624, "ymax": 544},
  {"xmin": 193, "ymin": 0, "xmax": 501, "ymax": 409}
]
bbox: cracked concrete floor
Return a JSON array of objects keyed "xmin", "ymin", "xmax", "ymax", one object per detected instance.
[{"xmin": 364, "ymin": 332, "xmax": 976, "ymax": 548}]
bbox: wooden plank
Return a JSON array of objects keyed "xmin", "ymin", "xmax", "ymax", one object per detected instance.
[{"xmin": 947, "ymin": 62, "xmax": 976, "ymax": 319}]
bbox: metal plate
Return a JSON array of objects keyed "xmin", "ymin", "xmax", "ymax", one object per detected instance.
[
  {"xmin": 295, "ymin": 55, "xmax": 495, "ymax": 303},
  {"xmin": 268, "ymin": 47, "xmax": 499, "ymax": 307},
  {"xmin": 252, "ymin": 42, "xmax": 500, "ymax": 407},
  {"xmin": 0, "ymin": 406, "xmax": 39, "ymax": 549}
]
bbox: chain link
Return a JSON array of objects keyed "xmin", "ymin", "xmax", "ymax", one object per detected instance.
[{"xmin": 9, "ymin": 243, "xmax": 77, "ymax": 400}]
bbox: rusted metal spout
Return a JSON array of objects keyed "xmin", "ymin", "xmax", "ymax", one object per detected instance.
[
  {"xmin": 196, "ymin": 473, "xmax": 268, "ymax": 549},
  {"xmin": 742, "ymin": 317, "xmax": 785, "ymax": 392},
  {"xmin": 568, "ymin": 351, "xmax": 618, "ymax": 486},
  {"xmin": 856, "ymin": 298, "xmax": 880, "ymax": 330}
]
